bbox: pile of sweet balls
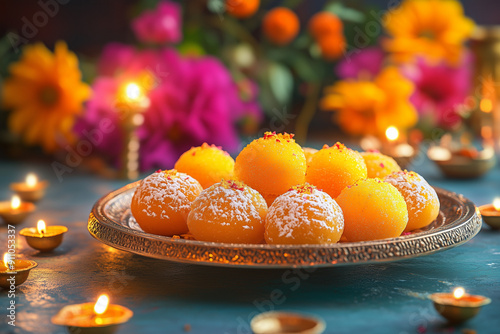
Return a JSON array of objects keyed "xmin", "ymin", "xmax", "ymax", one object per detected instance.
[{"xmin": 131, "ymin": 132, "xmax": 440, "ymax": 244}]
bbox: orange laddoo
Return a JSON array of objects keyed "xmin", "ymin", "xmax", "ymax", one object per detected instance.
[
  {"xmin": 384, "ymin": 170, "xmax": 440, "ymax": 232},
  {"xmin": 361, "ymin": 151, "xmax": 401, "ymax": 179},
  {"xmin": 226, "ymin": 0, "xmax": 260, "ymax": 19},
  {"xmin": 174, "ymin": 143, "xmax": 235, "ymax": 189},
  {"xmin": 131, "ymin": 170, "xmax": 203, "ymax": 236},
  {"xmin": 336, "ymin": 178, "xmax": 408, "ymax": 242},
  {"xmin": 308, "ymin": 11, "xmax": 343, "ymax": 39},
  {"xmin": 303, "ymin": 147, "xmax": 318, "ymax": 165},
  {"xmin": 187, "ymin": 180, "xmax": 267, "ymax": 243},
  {"xmin": 262, "ymin": 7, "xmax": 300, "ymax": 45},
  {"xmin": 265, "ymin": 184, "xmax": 344, "ymax": 244},
  {"xmin": 305, "ymin": 143, "xmax": 367, "ymax": 198},
  {"xmin": 234, "ymin": 132, "xmax": 306, "ymax": 206}
]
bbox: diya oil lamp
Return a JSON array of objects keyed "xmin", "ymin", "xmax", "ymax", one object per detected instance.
[
  {"xmin": 52, "ymin": 294, "xmax": 134, "ymax": 334},
  {"xmin": 0, "ymin": 195, "xmax": 35, "ymax": 225},
  {"xmin": 478, "ymin": 197, "xmax": 500, "ymax": 229},
  {"xmin": 20, "ymin": 219, "xmax": 68, "ymax": 252},
  {"xmin": 429, "ymin": 287, "xmax": 491, "ymax": 324},
  {"xmin": 0, "ymin": 253, "xmax": 38, "ymax": 289},
  {"xmin": 116, "ymin": 81, "xmax": 150, "ymax": 180},
  {"xmin": 360, "ymin": 126, "xmax": 416, "ymax": 169},
  {"xmin": 10, "ymin": 173, "xmax": 49, "ymax": 202},
  {"xmin": 251, "ymin": 311, "xmax": 326, "ymax": 334}
]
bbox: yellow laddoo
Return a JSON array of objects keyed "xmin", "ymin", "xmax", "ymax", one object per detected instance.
[
  {"xmin": 174, "ymin": 143, "xmax": 235, "ymax": 189},
  {"xmin": 187, "ymin": 180, "xmax": 267, "ymax": 244},
  {"xmin": 303, "ymin": 147, "xmax": 318, "ymax": 165},
  {"xmin": 131, "ymin": 170, "xmax": 203, "ymax": 236},
  {"xmin": 384, "ymin": 170, "xmax": 440, "ymax": 232},
  {"xmin": 265, "ymin": 184, "xmax": 344, "ymax": 244},
  {"xmin": 336, "ymin": 178, "xmax": 408, "ymax": 242},
  {"xmin": 234, "ymin": 132, "xmax": 306, "ymax": 206},
  {"xmin": 361, "ymin": 151, "xmax": 401, "ymax": 179},
  {"xmin": 305, "ymin": 143, "xmax": 367, "ymax": 198}
]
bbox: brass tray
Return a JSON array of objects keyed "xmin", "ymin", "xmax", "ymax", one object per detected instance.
[{"xmin": 87, "ymin": 182, "xmax": 481, "ymax": 268}]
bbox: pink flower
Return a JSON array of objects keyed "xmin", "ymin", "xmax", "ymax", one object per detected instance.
[
  {"xmin": 336, "ymin": 47, "xmax": 385, "ymax": 79},
  {"xmin": 132, "ymin": 1, "xmax": 182, "ymax": 44},
  {"xmin": 403, "ymin": 54, "xmax": 472, "ymax": 128},
  {"xmin": 75, "ymin": 44, "xmax": 262, "ymax": 171}
]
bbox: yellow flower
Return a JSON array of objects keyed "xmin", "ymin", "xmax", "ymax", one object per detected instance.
[
  {"xmin": 2, "ymin": 42, "xmax": 91, "ymax": 152},
  {"xmin": 321, "ymin": 67, "xmax": 418, "ymax": 137},
  {"xmin": 383, "ymin": 0, "xmax": 474, "ymax": 65}
]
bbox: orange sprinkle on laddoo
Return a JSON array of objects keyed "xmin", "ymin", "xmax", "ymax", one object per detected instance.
[
  {"xmin": 361, "ymin": 151, "xmax": 402, "ymax": 179},
  {"xmin": 384, "ymin": 170, "xmax": 440, "ymax": 232},
  {"xmin": 234, "ymin": 132, "xmax": 306, "ymax": 206},
  {"xmin": 131, "ymin": 170, "xmax": 203, "ymax": 236},
  {"xmin": 187, "ymin": 180, "xmax": 267, "ymax": 244},
  {"xmin": 265, "ymin": 183, "xmax": 344, "ymax": 244},
  {"xmin": 226, "ymin": 0, "xmax": 260, "ymax": 19},
  {"xmin": 305, "ymin": 142, "xmax": 367, "ymax": 198},
  {"xmin": 174, "ymin": 143, "xmax": 235, "ymax": 189},
  {"xmin": 336, "ymin": 178, "xmax": 408, "ymax": 242},
  {"xmin": 262, "ymin": 7, "xmax": 300, "ymax": 45},
  {"xmin": 308, "ymin": 11, "xmax": 343, "ymax": 39}
]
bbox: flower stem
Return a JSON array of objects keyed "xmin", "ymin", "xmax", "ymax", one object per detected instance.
[{"xmin": 295, "ymin": 82, "xmax": 321, "ymax": 144}]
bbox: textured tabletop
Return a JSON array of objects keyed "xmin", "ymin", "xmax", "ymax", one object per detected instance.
[{"xmin": 0, "ymin": 158, "xmax": 499, "ymax": 334}]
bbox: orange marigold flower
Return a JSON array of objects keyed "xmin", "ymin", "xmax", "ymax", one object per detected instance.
[
  {"xmin": 320, "ymin": 67, "xmax": 418, "ymax": 137},
  {"xmin": 262, "ymin": 7, "xmax": 300, "ymax": 46},
  {"xmin": 317, "ymin": 34, "xmax": 346, "ymax": 61},
  {"xmin": 383, "ymin": 0, "xmax": 474, "ymax": 65},
  {"xmin": 2, "ymin": 42, "xmax": 91, "ymax": 152},
  {"xmin": 226, "ymin": 0, "xmax": 260, "ymax": 19},
  {"xmin": 308, "ymin": 11, "xmax": 343, "ymax": 39}
]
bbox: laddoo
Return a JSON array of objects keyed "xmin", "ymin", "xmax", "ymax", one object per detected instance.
[
  {"xmin": 187, "ymin": 180, "xmax": 267, "ymax": 244},
  {"xmin": 234, "ymin": 132, "xmax": 306, "ymax": 206},
  {"xmin": 265, "ymin": 183, "xmax": 344, "ymax": 244},
  {"xmin": 174, "ymin": 143, "xmax": 235, "ymax": 189},
  {"xmin": 384, "ymin": 170, "xmax": 440, "ymax": 232},
  {"xmin": 336, "ymin": 178, "xmax": 408, "ymax": 242},
  {"xmin": 306, "ymin": 143, "xmax": 367, "ymax": 198},
  {"xmin": 303, "ymin": 147, "xmax": 318, "ymax": 165},
  {"xmin": 361, "ymin": 151, "xmax": 401, "ymax": 179},
  {"xmin": 131, "ymin": 169, "xmax": 203, "ymax": 236}
]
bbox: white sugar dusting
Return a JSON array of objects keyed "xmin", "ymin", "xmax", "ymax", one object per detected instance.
[
  {"xmin": 189, "ymin": 183, "xmax": 265, "ymax": 226},
  {"xmin": 266, "ymin": 188, "xmax": 344, "ymax": 242},
  {"xmin": 384, "ymin": 171, "xmax": 438, "ymax": 214},
  {"xmin": 133, "ymin": 172, "xmax": 201, "ymax": 219}
]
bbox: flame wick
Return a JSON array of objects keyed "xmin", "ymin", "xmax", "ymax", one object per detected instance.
[
  {"xmin": 453, "ymin": 287, "xmax": 465, "ymax": 300},
  {"xmin": 3, "ymin": 253, "xmax": 14, "ymax": 271},
  {"xmin": 11, "ymin": 196, "xmax": 21, "ymax": 210},
  {"xmin": 26, "ymin": 173, "xmax": 37, "ymax": 187},
  {"xmin": 385, "ymin": 126, "xmax": 399, "ymax": 142},
  {"xmin": 94, "ymin": 294, "xmax": 109, "ymax": 315},
  {"xmin": 125, "ymin": 83, "xmax": 142, "ymax": 101},
  {"xmin": 37, "ymin": 220, "xmax": 46, "ymax": 235},
  {"xmin": 493, "ymin": 198, "xmax": 500, "ymax": 211}
]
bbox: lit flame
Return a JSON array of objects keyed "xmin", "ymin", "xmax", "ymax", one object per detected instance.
[
  {"xmin": 480, "ymin": 98, "xmax": 493, "ymax": 113},
  {"xmin": 385, "ymin": 126, "xmax": 399, "ymax": 141},
  {"xmin": 94, "ymin": 294, "xmax": 109, "ymax": 315},
  {"xmin": 125, "ymin": 83, "xmax": 142, "ymax": 101},
  {"xmin": 26, "ymin": 173, "xmax": 37, "ymax": 187},
  {"xmin": 3, "ymin": 253, "xmax": 13, "ymax": 270},
  {"xmin": 11, "ymin": 196, "xmax": 21, "ymax": 210},
  {"xmin": 493, "ymin": 198, "xmax": 500, "ymax": 211},
  {"xmin": 453, "ymin": 287, "xmax": 465, "ymax": 299},
  {"xmin": 37, "ymin": 220, "xmax": 46, "ymax": 234}
]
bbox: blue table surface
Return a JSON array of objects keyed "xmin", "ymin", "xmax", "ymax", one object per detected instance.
[{"xmin": 0, "ymin": 156, "xmax": 499, "ymax": 334}]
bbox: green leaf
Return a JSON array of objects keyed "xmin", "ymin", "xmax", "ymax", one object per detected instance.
[
  {"xmin": 325, "ymin": 2, "xmax": 365, "ymax": 23},
  {"xmin": 268, "ymin": 63, "xmax": 294, "ymax": 106}
]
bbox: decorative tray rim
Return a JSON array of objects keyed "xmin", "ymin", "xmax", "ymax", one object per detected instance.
[{"xmin": 88, "ymin": 181, "xmax": 481, "ymax": 268}]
